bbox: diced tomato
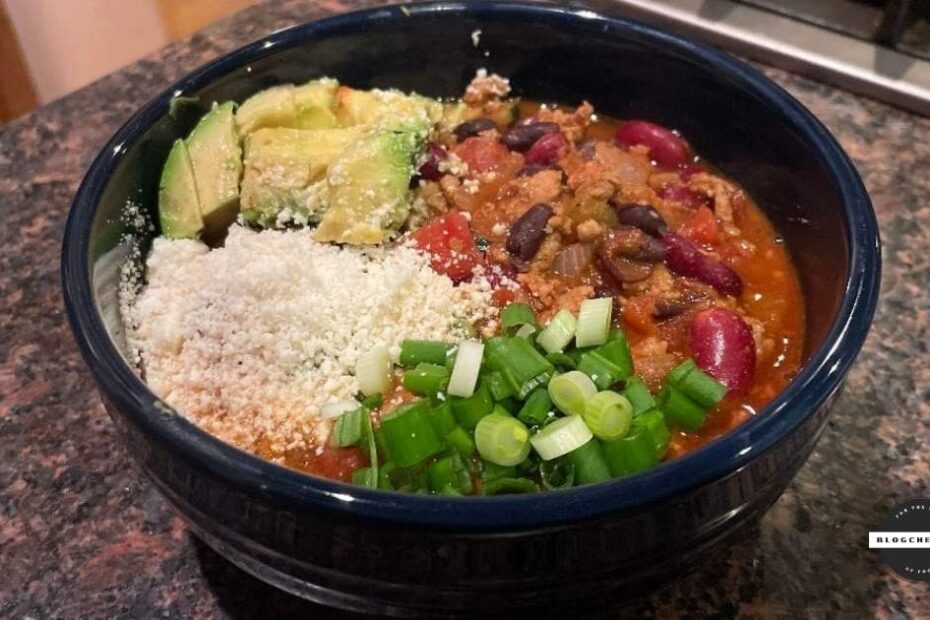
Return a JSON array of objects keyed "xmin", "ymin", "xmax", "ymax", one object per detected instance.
[
  {"xmin": 310, "ymin": 446, "xmax": 368, "ymax": 482},
  {"xmin": 622, "ymin": 295, "xmax": 657, "ymax": 334},
  {"xmin": 454, "ymin": 136, "xmax": 510, "ymax": 174},
  {"xmin": 411, "ymin": 212, "xmax": 481, "ymax": 283},
  {"xmin": 683, "ymin": 206, "xmax": 719, "ymax": 245},
  {"xmin": 491, "ymin": 287, "xmax": 517, "ymax": 306}
]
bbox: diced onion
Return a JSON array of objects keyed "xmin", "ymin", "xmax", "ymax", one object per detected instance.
[
  {"xmin": 583, "ymin": 391, "xmax": 633, "ymax": 441},
  {"xmin": 356, "ymin": 344, "xmax": 392, "ymax": 396},
  {"xmin": 536, "ymin": 309, "xmax": 577, "ymax": 354},
  {"xmin": 575, "ymin": 297, "xmax": 613, "ymax": 348},
  {"xmin": 321, "ymin": 400, "xmax": 361, "ymax": 420},
  {"xmin": 552, "ymin": 243, "xmax": 595, "ymax": 276},
  {"xmin": 548, "ymin": 370, "xmax": 597, "ymax": 415},
  {"xmin": 448, "ymin": 340, "xmax": 484, "ymax": 398},
  {"xmin": 530, "ymin": 414, "xmax": 593, "ymax": 460}
]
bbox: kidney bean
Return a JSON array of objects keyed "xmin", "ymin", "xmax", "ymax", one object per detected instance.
[
  {"xmin": 453, "ymin": 117, "xmax": 496, "ymax": 141},
  {"xmin": 417, "ymin": 143, "xmax": 448, "ymax": 181},
  {"xmin": 601, "ymin": 257, "xmax": 653, "ymax": 283},
  {"xmin": 690, "ymin": 307, "xmax": 756, "ymax": 395},
  {"xmin": 501, "ymin": 122, "xmax": 560, "ymax": 151},
  {"xmin": 596, "ymin": 230, "xmax": 656, "ymax": 284},
  {"xmin": 515, "ymin": 116, "xmax": 539, "ymax": 127},
  {"xmin": 506, "ymin": 203, "xmax": 554, "ymax": 261},
  {"xmin": 613, "ymin": 204, "xmax": 668, "ymax": 237},
  {"xmin": 662, "ymin": 232, "xmax": 743, "ymax": 297},
  {"xmin": 524, "ymin": 132, "xmax": 566, "ymax": 166},
  {"xmin": 615, "ymin": 120, "xmax": 690, "ymax": 168},
  {"xmin": 678, "ymin": 162, "xmax": 705, "ymax": 180}
]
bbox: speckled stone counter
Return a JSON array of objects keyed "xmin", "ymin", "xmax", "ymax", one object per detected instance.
[{"xmin": 1, "ymin": 1, "xmax": 927, "ymax": 617}]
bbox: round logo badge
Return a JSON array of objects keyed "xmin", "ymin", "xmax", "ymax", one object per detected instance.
[{"xmin": 869, "ymin": 499, "xmax": 930, "ymax": 582}]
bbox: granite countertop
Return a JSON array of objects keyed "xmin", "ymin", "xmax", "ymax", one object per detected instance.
[{"xmin": 1, "ymin": 0, "xmax": 928, "ymax": 617}]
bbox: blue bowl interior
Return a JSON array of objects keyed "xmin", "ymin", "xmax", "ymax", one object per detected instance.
[{"xmin": 66, "ymin": 2, "xmax": 878, "ymax": 529}]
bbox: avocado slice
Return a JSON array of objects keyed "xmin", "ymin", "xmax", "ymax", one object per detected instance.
[
  {"xmin": 293, "ymin": 78, "xmax": 340, "ymax": 129},
  {"xmin": 239, "ymin": 127, "xmax": 362, "ymax": 227},
  {"xmin": 186, "ymin": 101, "xmax": 242, "ymax": 234},
  {"xmin": 315, "ymin": 130, "xmax": 423, "ymax": 245},
  {"xmin": 158, "ymin": 139, "xmax": 203, "ymax": 239},
  {"xmin": 235, "ymin": 85, "xmax": 298, "ymax": 136},
  {"xmin": 335, "ymin": 87, "xmax": 441, "ymax": 136}
]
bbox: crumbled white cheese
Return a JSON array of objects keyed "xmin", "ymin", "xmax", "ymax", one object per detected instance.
[
  {"xmin": 471, "ymin": 29, "xmax": 482, "ymax": 48},
  {"xmin": 124, "ymin": 225, "xmax": 495, "ymax": 457}
]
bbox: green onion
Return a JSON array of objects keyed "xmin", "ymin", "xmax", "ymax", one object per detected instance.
[
  {"xmin": 548, "ymin": 370, "xmax": 597, "ymax": 415},
  {"xmin": 378, "ymin": 401, "xmax": 442, "ymax": 467},
  {"xmin": 517, "ymin": 388, "xmax": 553, "ymax": 426},
  {"xmin": 576, "ymin": 351, "xmax": 624, "ymax": 390},
  {"xmin": 666, "ymin": 359, "xmax": 727, "ymax": 407},
  {"xmin": 622, "ymin": 377, "xmax": 656, "ymax": 415},
  {"xmin": 429, "ymin": 401, "xmax": 457, "ymax": 437},
  {"xmin": 575, "ymin": 297, "xmax": 613, "ymax": 348},
  {"xmin": 356, "ymin": 344, "xmax": 392, "ymax": 396},
  {"xmin": 487, "ymin": 371, "xmax": 516, "ymax": 401},
  {"xmin": 582, "ymin": 391, "xmax": 634, "ymax": 441},
  {"xmin": 482, "ymin": 477, "xmax": 539, "ymax": 495},
  {"xmin": 564, "ymin": 439, "xmax": 611, "ymax": 485},
  {"xmin": 600, "ymin": 429, "xmax": 658, "ymax": 476},
  {"xmin": 536, "ymin": 309, "xmax": 577, "ymax": 354},
  {"xmin": 447, "ymin": 340, "xmax": 484, "ymax": 398},
  {"xmin": 377, "ymin": 461, "xmax": 397, "ymax": 490},
  {"xmin": 540, "ymin": 459, "xmax": 574, "ymax": 490},
  {"xmin": 330, "ymin": 407, "xmax": 366, "ymax": 448},
  {"xmin": 500, "ymin": 302, "xmax": 537, "ymax": 334},
  {"xmin": 515, "ymin": 324, "xmax": 537, "ymax": 339},
  {"xmin": 450, "ymin": 379, "xmax": 494, "ymax": 429},
  {"xmin": 403, "ymin": 362, "xmax": 449, "ymax": 398},
  {"xmin": 657, "ymin": 385, "xmax": 706, "ymax": 431},
  {"xmin": 484, "ymin": 337, "xmax": 554, "ymax": 399},
  {"xmin": 361, "ymin": 393, "xmax": 383, "ymax": 409},
  {"xmin": 480, "ymin": 461, "xmax": 516, "ymax": 483},
  {"xmin": 446, "ymin": 426, "xmax": 476, "ymax": 458},
  {"xmin": 545, "ymin": 351, "xmax": 577, "ymax": 369},
  {"xmin": 475, "ymin": 411, "xmax": 531, "ymax": 466},
  {"xmin": 593, "ymin": 332, "xmax": 633, "ymax": 379},
  {"xmin": 427, "ymin": 452, "xmax": 472, "ymax": 495},
  {"xmin": 530, "ymin": 414, "xmax": 593, "ymax": 460},
  {"xmin": 399, "ymin": 340, "xmax": 454, "ymax": 367},
  {"xmin": 634, "ymin": 409, "xmax": 671, "ymax": 459},
  {"xmin": 352, "ymin": 467, "xmax": 378, "ymax": 488}
]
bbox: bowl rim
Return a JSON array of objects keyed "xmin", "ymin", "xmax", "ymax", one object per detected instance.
[{"xmin": 62, "ymin": 0, "xmax": 880, "ymax": 530}]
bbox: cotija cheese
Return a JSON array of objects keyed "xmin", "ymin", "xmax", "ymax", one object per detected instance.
[{"xmin": 122, "ymin": 224, "xmax": 496, "ymax": 460}]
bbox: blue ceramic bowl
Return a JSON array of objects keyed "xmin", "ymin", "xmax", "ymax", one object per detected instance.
[{"xmin": 62, "ymin": 2, "xmax": 880, "ymax": 616}]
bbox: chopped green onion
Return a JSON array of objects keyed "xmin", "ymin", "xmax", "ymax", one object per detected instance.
[
  {"xmin": 361, "ymin": 393, "xmax": 384, "ymax": 409},
  {"xmin": 450, "ymin": 379, "xmax": 494, "ymax": 429},
  {"xmin": 536, "ymin": 309, "xmax": 577, "ymax": 354},
  {"xmin": 377, "ymin": 461, "xmax": 397, "ymax": 490},
  {"xmin": 487, "ymin": 371, "xmax": 516, "ymax": 401},
  {"xmin": 592, "ymin": 332, "xmax": 633, "ymax": 379},
  {"xmin": 475, "ymin": 412, "xmax": 531, "ymax": 466},
  {"xmin": 634, "ymin": 409, "xmax": 671, "ymax": 459},
  {"xmin": 446, "ymin": 426, "xmax": 476, "ymax": 458},
  {"xmin": 582, "ymin": 391, "xmax": 634, "ymax": 441},
  {"xmin": 378, "ymin": 401, "xmax": 442, "ymax": 467},
  {"xmin": 515, "ymin": 324, "xmax": 537, "ymax": 339},
  {"xmin": 622, "ymin": 377, "xmax": 655, "ymax": 415},
  {"xmin": 496, "ymin": 397, "xmax": 521, "ymax": 414},
  {"xmin": 403, "ymin": 362, "xmax": 449, "ymax": 398},
  {"xmin": 576, "ymin": 351, "xmax": 624, "ymax": 390},
  {"xmin": 540, "ymin": 459, "xmax": 574, "ymax": 490},
  {"xmin": 666, "ymin": 359, "xmax": 727, "ymax": 407},
  {"xmin": 575, "ymin": 297, "xmax": 613, "ymax": 348},
  {"xmin": 321, "ymin": 399, "xmax": 361, "ymax": 420},
  {"xmin": 427, "ymin": 452, "xmax": 473, "ymax": 495},
  {"xmin": 480, "ymin": 461, "xmax": 517, "ymax": 483},
  {"xmin": 399, "ymin": 340, "xmax": 454, "ymax": 367},
  {"xmin": 429, "ymin": 401, "xmax": 457, "ymax": 437},
  {"xmin": 482, "ymin": 477, "xmax": 539, "ymax": 495},
  {"xmin": 600, "ymin": 429, "xmax": 658, "ymax": 476},
  {"xmin": 517, "ymin": 387, "xmax": 553, "ymax": 426},
  {"xmin": 484, "ymin": 337, "xmax": 554, "ymax": 399},
  {"xmin": 356, "ymin": 344, "xmax": 392, "ymax": 396},
  {"xmin": 352, "ymin": 467, "xmax": 378, "ymax": 488},
  {"xmin": 564, "ymin": 439, "xmax": 611, "ymax": 485},
  {"xmin": 500, "ymin": 302, "xmax": 537, "ymax": 334},
  {"xmin": 330, "ymin": 407, "xmax": 366, "ymax": 448},
  {"xmin": 657, "ymin": 385, "xmax": 706, "ymax": 431},
  {"xmin": 548, "ymin": 370, "xmax": 597, "ymax": 415},
  {"xmin": 447, "ymin": 340, "xmax": 484, "ymax": 398},
  {"xmin": 545, "ymin": 351, "xmax": 577, "ymax": 369},
  {"xmin": 530, "ymin": 414, "xmax": 593, "ymax": 460}
]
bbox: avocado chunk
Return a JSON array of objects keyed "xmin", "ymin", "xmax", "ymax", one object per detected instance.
[
  {"xmin": 158, "ymin": 139, "xmax": 203, "ymax": 239},
  {"xmin": 239, "ymin": 127, "xmax": 362, "ymax": 227},
  {"xmin": 335, "ymin": 87, "xmax": 441, "ymax": 136},
  {"xmin": 235, "ymin": 78, "xmax": 340, "ymax": 136},
  {"xmin": 186, "ymin": 101, "xmax": 242, "ymax": 234},
  {"xmin": 315, "ymin": 130, "xmax": 423, "ymax": 245},
  {"xmin": 293, "ymin": 78, "xmax": 340, "ymax": 129}
]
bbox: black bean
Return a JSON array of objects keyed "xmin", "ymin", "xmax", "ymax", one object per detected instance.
[
  {"xmin": 506, "ymin": 203, "xmax": 554, "ymax": 261},
  {"xmin": 630, "ymin": 236, "xmax": 667, "ymax": 262},
  {"xmin": 453, "ymin": 118, "xmax": 496, "ymax": 141},
  {"xmin": 613, "ymin": 204, "xmax": 668, "ymax": 237},
  {"xmin": 501, "ymin": 122, "xmax": 560, "ymax": 152}
]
